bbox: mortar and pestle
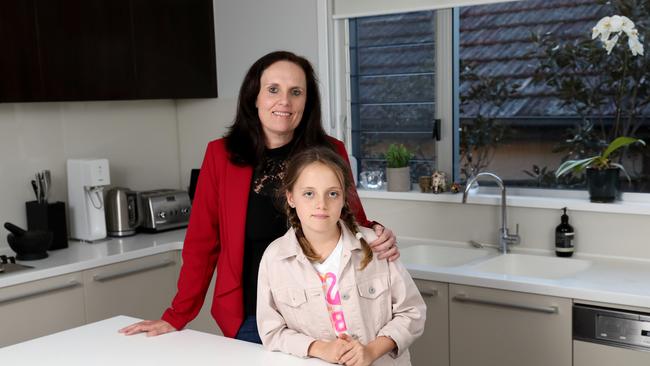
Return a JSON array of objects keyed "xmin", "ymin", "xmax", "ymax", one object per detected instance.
[{"xmin": 4, "ymin": 222, "xmax": 52, "ymax": 260}]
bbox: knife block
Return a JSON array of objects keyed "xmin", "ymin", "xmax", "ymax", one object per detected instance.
[{"xmin": 26, "ymin": 201, "xmax": 69, "ymax": 250}]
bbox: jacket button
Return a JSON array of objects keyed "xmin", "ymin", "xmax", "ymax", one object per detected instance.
[
  {"xmin": 342, "ymin": 293, "xmax": 350, "ymax": 300},
  {"xmin": 369, "ymin": 287, "xmax": 375, "ymax": 294}
]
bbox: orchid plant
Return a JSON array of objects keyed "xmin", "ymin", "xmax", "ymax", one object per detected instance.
[
  {"xmin": 592, "ymin": 15, "xmax": 644, "ymax": 56},
  {"xmin": 533, "ymin": 5, "xmax": 649, "ymax": 186}
]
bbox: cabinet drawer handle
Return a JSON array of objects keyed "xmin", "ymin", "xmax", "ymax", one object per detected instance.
[
  {"xmin": 453, "ymin": 293, "xmax": 558, "ymax": 314},
  {"xmin": 420, "ymin": 288, "xmax": 439, "ymax": 297},
  {"xmin": 0, "ymin": 279, "xmax": 81, "ymax": 304},
  {"xmin": 93, "ymin": 259, "xmax": 175, "ymax": 282}
]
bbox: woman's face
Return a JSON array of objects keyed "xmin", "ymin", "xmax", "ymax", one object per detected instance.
[
  {"xmin": 256, "ymin": 60, "xmax": 307, "ymax": 147},
  {"xmin": 287, "ymin": 162, "xmax": 344, "ymax": 238}
]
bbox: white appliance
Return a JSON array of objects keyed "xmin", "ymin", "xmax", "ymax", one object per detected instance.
[{"xmin": 67, "ymin": 159, "xmax": 111, "ymax": 241}]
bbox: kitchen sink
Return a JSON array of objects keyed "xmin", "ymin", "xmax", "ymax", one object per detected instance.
[
  {"xmin": 400, "ymin": 244, "xmax": 492, "ymax": 267},
  {"xmin": 468, "ymin": 253, "xmax": 591, "ymax": 279}
]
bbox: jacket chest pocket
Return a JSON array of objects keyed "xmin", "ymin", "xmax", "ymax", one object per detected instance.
[
  {"xmin": 273, "ymin": 287, "xmax": 326, "ymax": 332},
  {"xmin": 356, "ymin": 276, "xmax": 390, "ymax": 328}
]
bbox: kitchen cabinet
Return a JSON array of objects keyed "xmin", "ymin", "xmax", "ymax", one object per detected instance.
[
  {"xmin": 35, "ymin": 0, "xmax": 136, "ymax": 101},
  {"xmin": 83, "ymin": 251, "xmax": 179, "ymax": 322},
  {"xmin": 449, "ymin": 284, "xmax": 571, "ymax": 366},
  {"xmin": 0, "ymin": 1, "xmax": 43, "ymax": 102},
  {"xmin": 410, "ymin": 279, "xmax": 449, "ymax": 366},
  {"xmin": 0, "ymin": 272, "xmax": 85, "ymax": 347},
  {"xmin": 0, "ymin": 0, "xmax": 216, "ymax": 103},
  {"xmin": 130, "ymin": 0, "xmax": 217, "ymax": 99}
]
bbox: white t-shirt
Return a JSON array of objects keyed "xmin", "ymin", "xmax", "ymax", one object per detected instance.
[{"xmin": 312, "ymin": 237, "xmax": 349, "ymax": 336}]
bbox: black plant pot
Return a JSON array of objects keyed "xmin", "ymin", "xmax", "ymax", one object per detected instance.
[{"xmin": 586, "ymin": 168, "xmax": 620, "ymax": 203}]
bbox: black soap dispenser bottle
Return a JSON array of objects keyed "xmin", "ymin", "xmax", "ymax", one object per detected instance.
[{"xmin": 555, "ymin": 207, "xmax": 575, "ymax": 257}]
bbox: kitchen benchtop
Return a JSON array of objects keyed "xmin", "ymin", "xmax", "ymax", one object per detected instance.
[
  {"xmin": 1, "ymin": 230, "xmax": 649, "ymax": 310},
  {"xmin": 0, "ymin": 229, "xmax": 185, "ymax": 288},
  {"xmin": 0, "ymin": 316, "xmax": 328, "ymax": 365}
]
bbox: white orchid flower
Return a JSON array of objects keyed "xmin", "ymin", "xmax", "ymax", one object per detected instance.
[
  {"xmin": 628, "ymin": 35, "xmax": 645, "ymax": 56},
  {"xmin": 593, "ymin": 15, "xmax": 644, "ymax": 57},
  {"xmin": 592, "ymin": 16, "xmax": 611, "ymax": 40},
  {"xmin": 620, "ymin": 16, "xmax": 635, "ymax": 35},
  {"xmin": 610, "ymin": 15, "xmax": 624, "ymax": 32},
  {"xmin": 605, "ymin": 35, "xmax": 619, "ymax": 54}
]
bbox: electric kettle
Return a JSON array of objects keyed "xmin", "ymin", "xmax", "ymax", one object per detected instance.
[{"xmin": 105, "ymin": 187, "xmax": 143, "ymax": 237}]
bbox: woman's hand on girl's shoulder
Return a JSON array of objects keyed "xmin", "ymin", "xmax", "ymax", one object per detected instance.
[
  {"xmin": 369, "ymin": 224, "xmax": 400, "ymax": 261},
  {"xmin": 118, "ymin": 319, "xmax": 176, "ymax": 337}
]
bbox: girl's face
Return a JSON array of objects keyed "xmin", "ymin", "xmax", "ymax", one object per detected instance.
[
  {"xmin": 287, "ymin": 162, "xmax": 344, "ymax": 238},
  {"xmin": 256, "ymin": 60, "xmax": 307, "ymax": 147}
]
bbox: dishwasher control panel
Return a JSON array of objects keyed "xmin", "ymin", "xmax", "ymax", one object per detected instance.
[{"xmin": 574, "ymin": 303, "xmax": 650, "ymax": 351}]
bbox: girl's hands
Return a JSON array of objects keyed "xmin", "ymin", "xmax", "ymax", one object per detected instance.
[
  {"xmin": 338, "ymin": 334, "xmax": 374, "ymax": 366},
  {"xmin": 370, "ymin": 224, "xmax": 399, "ymax": 261},
  {"xmin": 118, "ymin": 319, "xmax": 176, "ymax": 337},
  {"xmin": 308, "ymin": 338, "xmax": 351, "ymax": 364}
]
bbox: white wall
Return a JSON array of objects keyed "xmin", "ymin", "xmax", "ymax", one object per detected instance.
[
  {"xmin": 361, "ymin": 198, "xmax": 650, "ymax": 261},
  {"xmin": 0, "ymin": 100, "xmax": 181, "ymax": 249}
]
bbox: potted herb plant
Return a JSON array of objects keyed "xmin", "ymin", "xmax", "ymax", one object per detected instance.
[
  {"xmin": 555, "ymin": 136, "xmax": 645, "ymax": 202},
  {"xmin": 385, "ymin": 143, "xmax": 413, "ymax": 192}
]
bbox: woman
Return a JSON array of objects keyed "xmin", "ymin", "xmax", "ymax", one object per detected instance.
[{"xmin": 119, "ymin": 51, "xmax": 399, "ymax": 343}]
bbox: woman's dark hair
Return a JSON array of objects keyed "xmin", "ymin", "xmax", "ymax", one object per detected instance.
[
  {"xmin": 281, "ymin": 147, "xmax": 373, "ymax": 270},
  {"xmin": 224, "ymin": 51, "xmax": 330, "ymax": 166}
]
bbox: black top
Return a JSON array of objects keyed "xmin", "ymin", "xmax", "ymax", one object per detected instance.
[{"xmin": 242, "ymin": 141, "xmax": 294, "ymax": 317}]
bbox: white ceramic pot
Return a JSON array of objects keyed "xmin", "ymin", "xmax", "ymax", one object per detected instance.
[{"xmin": 386, "ymin": 167, "xmax": 411, "ymax": 192}]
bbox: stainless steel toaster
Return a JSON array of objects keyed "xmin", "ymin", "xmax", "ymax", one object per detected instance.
[{"xmin": 139, "ymin": 189, "xmax": 191, "ymax": 232}]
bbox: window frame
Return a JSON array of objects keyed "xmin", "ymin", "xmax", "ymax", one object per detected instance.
[{"xmin": 317, "ymin": 0, "xmax": 650, "ymax": 215}]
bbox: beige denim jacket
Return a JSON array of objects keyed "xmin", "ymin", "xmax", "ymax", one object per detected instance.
[{"xmin": 257, "ymin": 223, "xmax": 426, "ymax": 365}]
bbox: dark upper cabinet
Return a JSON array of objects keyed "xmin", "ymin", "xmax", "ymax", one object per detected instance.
[
  {"xmin": 0, "ymin": 1, "xmax": 44, "ymax": 102},
  {"xmin": 36, "ymin": 0, "xmax": 136, "ymax": 101},
  {"xmin": 0, "ymin": 0, "xmax": 217, "ymax": 103},
  {"xmin": 132, "ymin": 0, "xmax": 217, "ymax": 99}
]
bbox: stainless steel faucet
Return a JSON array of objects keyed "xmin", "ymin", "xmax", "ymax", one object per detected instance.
[{"xmin": 462, "ymin": 172, "xmax": 520, "ymax": 254}]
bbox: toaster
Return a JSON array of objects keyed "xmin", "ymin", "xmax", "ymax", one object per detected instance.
[{"xmin": 139, "ymin": 189, "xmax": 191, "ymax": 232}]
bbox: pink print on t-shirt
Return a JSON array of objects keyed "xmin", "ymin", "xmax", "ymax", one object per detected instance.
[{"xmin": 320, "ymin": 272, "xmax": 348, "ymax": 334}]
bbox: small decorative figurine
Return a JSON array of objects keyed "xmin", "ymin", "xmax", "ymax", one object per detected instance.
[
  {"xmin": 419, "ymin": 176, "xmax": 432, "ymax": 193},
  {"xmin": 450, "ymin": 182, "xmax": 461, "ymax": 194},
  {"xmin": 431, "ymin": 171, "xmax": 447, "ymax": 194}
]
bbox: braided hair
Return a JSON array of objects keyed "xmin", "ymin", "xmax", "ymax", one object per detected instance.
[{"xmin": 281, "ymin": 146, "xmax": 373, "ymax": 270}]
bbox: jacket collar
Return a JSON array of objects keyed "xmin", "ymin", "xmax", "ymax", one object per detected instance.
[{"xmin": 276, "ymin": 220, "xmax": 365, "ymax": 261}]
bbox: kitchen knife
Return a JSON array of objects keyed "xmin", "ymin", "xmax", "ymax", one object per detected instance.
[
  {"xmin": 43, "ymin": 170, "xmax": 51, "ymax": 202},
  {"xmin": 36, "ymin": 172, "xmax": 44, "ymax": 203},
  {"xmin": 31, "ymin": 180, "xmax": 39, "ymax": 202}
]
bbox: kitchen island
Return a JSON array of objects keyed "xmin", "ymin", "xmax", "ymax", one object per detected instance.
[{"xmin": 0, "ymin": 315, "xmax": 328, "ymax": 365}]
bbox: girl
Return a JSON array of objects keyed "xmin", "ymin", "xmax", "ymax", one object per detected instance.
[{"xmin": 257, "ymin": 147, "xmax": 425, "ymax": 366}]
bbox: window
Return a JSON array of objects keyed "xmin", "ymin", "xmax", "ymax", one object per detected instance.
[
  {"xmin": 344, "ymin": 0, "xmax": 650, "ymax": 193},
  {"xmin": 458, "ymin": 0, "xmax": 650, "ymax": 192},
  {"xmin": 349, "ymin": 11, "xmax": 438, "ymax": 183}
]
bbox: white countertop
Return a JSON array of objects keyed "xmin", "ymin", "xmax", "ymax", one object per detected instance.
[
  {"xmin": 1, "ymin": 230, "xmax": 649, "ymax": 309},
  {"xmin": 0, "ymin": 316, "xmax": 328, "ymax": 365},
  {"xmin": 0, "ymin": 230, "xmax": 185, "ymax": 288},
  {"xmin": 400, "ymin": 239, "xmax": 650, "ymax": 309}
]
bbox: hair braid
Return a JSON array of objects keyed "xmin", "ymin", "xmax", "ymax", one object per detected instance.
[
  {"xmin": 285, "ymin": 205, "xmax": 321, "ymax": 262},
  {"xmin": 340, "ymin": 203, "xmax": 373, "ymax": 270}
]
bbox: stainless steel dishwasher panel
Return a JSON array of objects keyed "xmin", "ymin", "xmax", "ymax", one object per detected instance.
[{"xmin": 574, "ymin": 303, "xmax": 650, "ymax": 366}]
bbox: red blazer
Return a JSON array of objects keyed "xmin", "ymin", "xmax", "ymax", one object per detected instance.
[{"xmin": 162, "ymin": 137, "xmax": 374, "ymax": 338}]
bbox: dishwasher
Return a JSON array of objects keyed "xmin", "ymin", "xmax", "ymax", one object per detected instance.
[{"xmin": 573, "ymin": 303, "xmax": 650, "ymax": 366}]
